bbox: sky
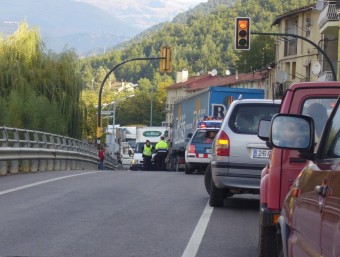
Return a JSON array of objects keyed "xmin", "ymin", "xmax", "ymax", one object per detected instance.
[{"xmin": 76, "ymin": 0, "xmax": 209, "ymax": 29}]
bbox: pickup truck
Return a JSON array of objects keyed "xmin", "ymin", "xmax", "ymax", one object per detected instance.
[{"xmin": 257, "ymin": 81, "xmax": 340, "ymax": 257}]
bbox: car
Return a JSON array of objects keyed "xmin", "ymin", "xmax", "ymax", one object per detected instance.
[
  {"xmin": 130, "ymin": 142, "xmax": 157, "ymax": 170},
  {"xmin": 185, "ymin": 118, "xmax": 222, "ymax": 174},
  {"xmin": 256, "ymin": 82, "xmax": 340, "ymax": 257},
  {"xmin": 207, "ymin": 98, "xmax": 281, "ymax": 207},
  {"xmin": 271, "ymin": 97, "xmax": 340, "ymax": 257}
]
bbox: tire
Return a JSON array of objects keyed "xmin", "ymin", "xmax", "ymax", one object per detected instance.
[
  {"xmin": 258, "ymin": 225, "xmax": 278, "ymax": 257},
  {"xmin": 185, "ymin": 164, "xmax": 194, "ymax": 174},
  {"xmin": 209, "ymin": 178, "xmax": 224, "ymax": 207},
  {"xmin": 169, "ymin": 156, "xmax": 176, "ymax": 171},
  {"xmin": 278, "ymin": 249, "xmax": 284, "ymax": 257},
  {"xmin": 204, "ymin": 164, "xmax": 212, "ymax": 195},
  {"xmin": 175, "ymin": 158, "xmax": 180, "ymax": 172}
]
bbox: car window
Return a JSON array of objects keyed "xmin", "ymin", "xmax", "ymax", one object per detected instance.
[
  {"xmin": 301, "ymin": 97, "xmax": 337, "ymax": 142},
  {"xmin": 191, "ymin": 130, "xmax": 217, "ymax": 144},
  {"xmin": 321, "ymin": 101, "xmax": 340, "ymax": 158},
  {"xmin": 229, "ymin": 103, "xmax": 280, "ymax": 134}
]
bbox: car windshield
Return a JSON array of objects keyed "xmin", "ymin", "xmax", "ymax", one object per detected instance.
[{"xmin": 229, "ymin": 103, "xmax": 280, "ymax": 134}]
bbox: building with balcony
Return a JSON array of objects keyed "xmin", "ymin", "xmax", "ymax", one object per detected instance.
[
  {"xmin": 270, "ymin": 4, "xmax": 323, "ymax": 98},
  {"xmin": 318, "ymin": 0, "xmax": 339, "ymax": 79}
]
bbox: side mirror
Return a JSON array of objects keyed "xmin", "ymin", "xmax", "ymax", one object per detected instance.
[
  {"xmin": 270, "ymin": 114, "xmax": 314, "ymax": 151},
  {"xmin": 187, "ymin": 133, "xmax": 193, "ymax": 139},
  {"xmin": 128, "ymin": 149, "xmax": 133, "ymax": 156},
  {"xmin": 258, "ymin": 119, "xmax": 271, "ymax": 141},
  {"xmin": 164, "ymin": 130, "xmax": 169, "ymax": 137}
]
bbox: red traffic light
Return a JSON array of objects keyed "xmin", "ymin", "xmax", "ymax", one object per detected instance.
[{"xmin": 235, "ymin": 17, "xmax": 250, "ymax": 50}]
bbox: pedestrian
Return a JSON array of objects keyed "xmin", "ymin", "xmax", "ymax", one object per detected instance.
[
  {"xmin": 154, "ymin": 136, "xmax": 168, "ymax": 171},
  {"xmin": 98, "ymin": 145, "xmax": 105, "ymax": 170},
  {"xmin": 142, "ymin": 140, "xmax": 153, "ymax": 171}
]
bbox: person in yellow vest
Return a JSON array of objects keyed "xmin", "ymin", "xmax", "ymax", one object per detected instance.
[
  {"xmin": 142, "ymin": 140, "xmax": 153, "ymax": 171},
  {"xmin": 154, "ymin": 136, "xmax": 169, "ymax": 171}
]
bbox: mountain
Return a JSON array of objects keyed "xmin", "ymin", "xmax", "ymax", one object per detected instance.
[
  {"xmin": 0, "ymin": 0, "xmax": 141, "ymax": 55},
  {"xmin": 75, "ymin": 0, "xmax": 209, "ymax": 30}
]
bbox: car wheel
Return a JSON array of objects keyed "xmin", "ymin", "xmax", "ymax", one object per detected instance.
[
  {"xmin": 278, "ymin": 249, "xmax": 284, "ymax": 257},
  {"xmin": 169, "ymin": 157, "xmax": 175, "ymax": 171},
  {"xmin": 209, "ymin": 178, "xmax": 224, "ymax": 207},
  {"xmin": 204, "ymin": 164, "xmax": 212, "ymax": 195},
  {"xmin": 175, "ymin": 158, "xmax": 180, "ymax": 172},
  {"xmin": 258, "ymin": 225, "xmax": 278, "ymax": 257},
  {"xmin": 185, "ymin": 164, "xmax": 194, "ymax": 174}
]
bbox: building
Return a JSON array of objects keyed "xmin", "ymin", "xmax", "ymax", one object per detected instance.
[
  {"xmin": 317, "ymin": 0, "xmax": 339, "ymax": 80},
  {"xmin": 165, "ymin": 69, "xmax": 269, "ymax": 127},
  {"xmin": 269, "ymin": 1, "xmax": 339, "ymax": 99},
  {"xmin": 270, "ymin": 3, "xmax": 323, "ymax": 98}
]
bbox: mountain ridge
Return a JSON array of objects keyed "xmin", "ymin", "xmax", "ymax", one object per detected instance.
[{"xmin": 0, "ymin": 0, "xmax": 141, "ymax": 55}]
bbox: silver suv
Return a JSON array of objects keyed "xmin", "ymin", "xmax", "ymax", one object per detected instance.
[{"xmin": 207, "ymin": 99, "xmax": 281, "ymax": 207}]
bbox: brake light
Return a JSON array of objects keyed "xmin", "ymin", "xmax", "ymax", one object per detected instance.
[
  {"xmin": 188, "ymin": 144, "xmax": 196, "ymax": 153},
  {"xmin": 215, "ymin": 131, "xmax": 230, "ymax": 156}
]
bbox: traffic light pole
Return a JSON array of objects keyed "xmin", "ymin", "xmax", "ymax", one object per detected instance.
[
  {"xmin": 97, "ymin": 56, "xmax": 167, "ymax": 146},
  {"xmin": 251, "ymin": 32, "xmax": 337, "ymax": 81}
]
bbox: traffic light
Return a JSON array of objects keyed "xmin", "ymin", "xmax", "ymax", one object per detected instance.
[
  {"xmin": 97, "ymin": 126, "xmax": 103, "ymax": 138},
  {"xmin": 160, "ymin": 46, "xmax": 172, "ymax": 72},
  {"xmin": 235, "ymin": 17, "xmax": 250, "ymax": 50}
]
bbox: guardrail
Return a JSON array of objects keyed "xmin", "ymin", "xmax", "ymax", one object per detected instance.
[{"xmin": 0, "ymin": 126, "xmax": 118, "ymax": 176}]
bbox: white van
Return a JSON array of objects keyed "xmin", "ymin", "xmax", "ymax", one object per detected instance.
[{"xmin": 130, "ymin": 127, "xmax": 167, "ymax": 170}]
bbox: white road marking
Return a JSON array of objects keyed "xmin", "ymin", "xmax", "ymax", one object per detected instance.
[
  {"xmin": 181, "ymin": 200, "xmax": 214, "ymax": 257},
  {"xmin": 0, "ymin": 171, "xmax": 97, "ymax": 196}
]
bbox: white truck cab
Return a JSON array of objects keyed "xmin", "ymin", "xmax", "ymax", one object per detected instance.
[{"xmin": 130, "ymin": 127, "xmax": 167, "ymax": 170}]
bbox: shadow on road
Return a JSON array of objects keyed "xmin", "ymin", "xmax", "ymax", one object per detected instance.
[{"xmin": 223, "ymin": 194, "xmax": 260, "ymax": 210}]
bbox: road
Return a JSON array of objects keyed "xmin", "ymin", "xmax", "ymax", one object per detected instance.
[{"xmin": 0, "ymin": 169, "xmax": 260, "ymax": 257}]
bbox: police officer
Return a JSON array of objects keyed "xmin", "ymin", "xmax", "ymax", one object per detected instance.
[
  {"xmin": 154, "ymin": 136, "xmax": 168, "ymax": 171},
  {"xmin": 142, "ymin": 140, "xmax": 153, "ymax": 171}
]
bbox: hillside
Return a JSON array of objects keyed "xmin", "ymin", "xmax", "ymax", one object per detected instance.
[{"xmin": 84, "ymin": 0, "xmax": 313, "ymax": 83}]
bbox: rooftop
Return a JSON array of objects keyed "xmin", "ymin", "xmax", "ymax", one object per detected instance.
[{"xmin": 167, "ymin": 71, "xmax": 268, "ymax": 92}]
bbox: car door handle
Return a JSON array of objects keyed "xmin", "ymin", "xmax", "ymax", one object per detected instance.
[{"xmin": 315, "ymin": 185, "xmax": 332, "ymax": 198}]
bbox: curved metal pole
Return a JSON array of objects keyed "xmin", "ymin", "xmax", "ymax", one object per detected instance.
[
  {"xmin": 251, "ymin": 32, "xmax": 337, "ymax": 81},
  {"xmin": 97, "ymin": 57, "xmax": 162, "ymax": 129}
]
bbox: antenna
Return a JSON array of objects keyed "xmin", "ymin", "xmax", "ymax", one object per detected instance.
[
  {"xmin": 311, "ymin": 61, "xmax": 321, "ymax": 76},
  {"xmin": 315, "ymin": 0, "xmax": 324, "ymax": 11},
  {"xmin": 210, "ymin": 69, "xmax": 217, "ymax": 76},
  {"xmin": 276, "ymin": 70, "xmax": 288, "ymax": 84}
]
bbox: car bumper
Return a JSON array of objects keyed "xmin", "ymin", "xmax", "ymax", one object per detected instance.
[{"xmin": 211, "ymin": 161, "xmax": 262, "ymax": 191}]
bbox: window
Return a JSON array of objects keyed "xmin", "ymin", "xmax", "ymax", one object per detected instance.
[
  {"xmin": 301, "ymin": 97, "xmax": 338, "ymax": 142},
  {"xmin": 321, "ymin": 101, "xmax": 340, "ymax": 158},
  {"xmin": 229, "ymin": 104, "xmax": 280, "ymax": 134},
  {"xmin": 191, "ymin": 129, "xmax": 218, "ymax": 144},
  {"xmin": 292, "ymin": 62, "xmax": 296, "ymax": 80},
  {"xmin": 284, "ymin": 18, "xmax": 298, "ymax": 56}
]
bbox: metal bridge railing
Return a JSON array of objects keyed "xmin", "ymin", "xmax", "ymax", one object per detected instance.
[{"xmin": 0, "ymin": 126, "xmax": 118, "ymax": 176}]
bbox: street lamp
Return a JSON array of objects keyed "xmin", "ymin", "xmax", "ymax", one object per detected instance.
[
  {"xmin": 150, "ymin": 85, "xmax": 156, "ymax": 126},
  {"xmin": 102, "ymin": 86, "xmax": 137, "ymax": 158}
]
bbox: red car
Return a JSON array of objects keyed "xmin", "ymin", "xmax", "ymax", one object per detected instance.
[{"xmin": 270, "ymin": 96, "xmax": 340, "ymax": 257}]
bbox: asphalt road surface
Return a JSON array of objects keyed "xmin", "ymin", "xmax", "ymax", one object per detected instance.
[{"xmin": 0, "ymin": 169, "xmax": 260, "ymax": 257}]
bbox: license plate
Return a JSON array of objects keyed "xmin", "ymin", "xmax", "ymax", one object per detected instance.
[
  {"xmin": 206, "ymin": 149, "xmax": 212, "ymax": 154},
  {"xmin": 252, "ymin": 149, "xmax": 271, "ymax": 159}
]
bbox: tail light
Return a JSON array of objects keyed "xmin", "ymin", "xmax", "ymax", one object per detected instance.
[
  {"xmin": 214, "ymin": 130, "xmax": 230, "ymax": 156},
  {"xmin": 188, "ymin": 144, "xmax": 196, "ymax": 153}
]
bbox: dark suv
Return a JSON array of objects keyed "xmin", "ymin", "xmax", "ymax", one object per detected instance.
[{"xmin": 270, "ymin": 97, "xmax": 340, "ymax": 257}]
